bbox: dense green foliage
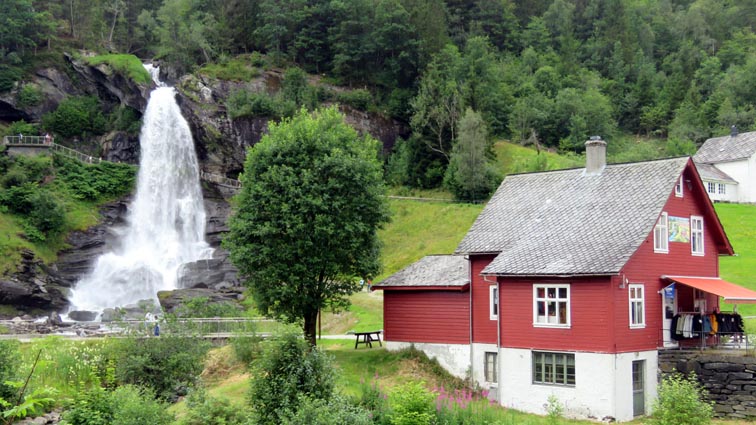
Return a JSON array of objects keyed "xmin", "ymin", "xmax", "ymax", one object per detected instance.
[
  {"xmin": 443, "ymin": 108, "xmax": 501, "ymax": 201},
  {"xmin": 111, "ymin": 335, "xmax": 211, "ymax": 401},
  {"xmin": 85, "ymin": 54, "xmax": 152, "ymax": 85},
  {"xmin": 41, "ymin": 96, "xmax": 107, "ymax": 139},
  {"xmin": 61, "ymin": 385, "xmax": 174, "ymax": 425},
  {"xmin": 224, "ymin": 107, "xmax": 390, "ymax": 345},
  {"xmin": 0, "ymin": 340, "xmax": 20, "ymax": 402},
  {"xmin": 248, "ymin": 332, "xmax": 336, "ymax": 425},
  {"xmin": 0, "ymin": 154, "xmax": 135, "ymax": 244},
  {"xmin": 4, "ymin": 0, "xmax": 756, "ymax": 193},
  {"xmin": 651, "ymin": 373, "xmax": 714, "ymax": 425}
]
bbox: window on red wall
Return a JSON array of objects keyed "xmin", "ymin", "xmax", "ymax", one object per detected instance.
[
  {"xmin": 489, "ymin": 285, "xmax": 498, "ymax": 320},
  {"xmin": 654, "ymin": 212, "xmax": 669, "ymax": 253},
  {"xmin": 675, "ymin": 176, "xmax": 683, "ymax": 197},
  {"xmin": 629, "ymin": 284, "xmax": 645, "ymax": 328},
  {"xmin": 533, "ymin": 284, "xmax": 570, "ymax": 327},
  {"xmin": 691, "ymin": 216, "xmax": 704, "ymax": 256}
]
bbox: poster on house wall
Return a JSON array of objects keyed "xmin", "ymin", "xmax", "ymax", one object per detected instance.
[{"xmin": 668, "ymin": 216, "xmax": 690, "ymax": 243}]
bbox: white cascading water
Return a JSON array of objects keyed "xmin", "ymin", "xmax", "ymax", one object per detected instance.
[{"xmin": 69, "ymin": 65, "xmax": 213, "ymax": 313}]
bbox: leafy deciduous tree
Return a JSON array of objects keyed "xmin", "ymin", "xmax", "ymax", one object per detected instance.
[{"xmin": 224, "ymin": 107, "xmax": 390, "ymax": 346}]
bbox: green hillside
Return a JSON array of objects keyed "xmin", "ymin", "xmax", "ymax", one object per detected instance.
[{"xmin": 716, "ymin": 203, "xmax": 756, "ymax": 316}]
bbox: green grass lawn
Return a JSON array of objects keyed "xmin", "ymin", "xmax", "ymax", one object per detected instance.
[
  {"xmin": 715, "ymin": 203, "xmax": 756, "ymax": 316},
  {"xmin": 377, "ymin": 198, "xmax": 483, "ymax": 281}
]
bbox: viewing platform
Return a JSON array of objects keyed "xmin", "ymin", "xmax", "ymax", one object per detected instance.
[
  {"xmin": 2, "ymin": 136, "xmax": 241, "ymax": 187},
  {"xmin": 2, "ymin": 135, "xmax": 103, "ymax": 164}
]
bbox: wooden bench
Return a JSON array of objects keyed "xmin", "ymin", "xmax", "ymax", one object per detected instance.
[{"xmin": 354, "ymin": 330, "xmax": 382, "ymax": 349}]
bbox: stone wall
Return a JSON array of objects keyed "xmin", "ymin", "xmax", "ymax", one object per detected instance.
[{"xmin": 659, "ymin": 350, "xmax": 756, "ymax": 419}]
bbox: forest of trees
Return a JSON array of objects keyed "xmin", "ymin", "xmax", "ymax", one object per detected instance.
[{"xmin": 3, "ymin": 0, "xmax": 756, "ymax": 196}]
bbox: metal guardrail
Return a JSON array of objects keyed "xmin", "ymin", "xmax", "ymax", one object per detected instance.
[
  {"xmin": 3, "ymin": 135, "xmax": 53, "ymax": 146},
  {"xmin": 3, "ymin": 136, "xmax": 240, "ymax": 188},
  {"xmin": 2, "ymin": 136, "xmax": 103, "ymax": 164},
  {"xmin": 0, "ymin": 317, "xmax": 275, "ymax": 339}
]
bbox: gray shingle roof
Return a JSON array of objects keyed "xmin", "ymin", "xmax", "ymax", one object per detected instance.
[
  {"xmin": 455, "ymin": 157, "xmax": 690, "ymax": 276},
  {"xmin": 694, "ymin": 131, "xmax": 756, "ymax": 163},
  {"xmin": 694, "ymin": 162, "xmax": 737, "ymax": 184},
  {"xmin": 375, "ymin": 255, "xmax": 468, "ymax": 287}
]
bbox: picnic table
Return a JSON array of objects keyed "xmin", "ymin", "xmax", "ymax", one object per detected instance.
[{"xmin": 354, "ymin": 330, "xmax": 382, "ymax": 349}]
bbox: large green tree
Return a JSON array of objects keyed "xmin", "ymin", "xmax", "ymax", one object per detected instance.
[{"xmin": 224, "ymin": 107, "xmax": 390, "ymax": 346}]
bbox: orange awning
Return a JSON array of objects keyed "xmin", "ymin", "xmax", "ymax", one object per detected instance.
[{"xmin": 663, "ymin": 276, "xmax": 756, "ymax": 304}]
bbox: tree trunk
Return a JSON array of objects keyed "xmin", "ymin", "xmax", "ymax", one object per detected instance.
[{"xmin": 303, "ymin": 309, "xmax": 318, "ymax": 347}]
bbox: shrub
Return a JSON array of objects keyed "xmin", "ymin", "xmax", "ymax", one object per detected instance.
[
  {"xmin": 336, "ymin": 89, "xmax": 372, "ymax": 111},
  {"xmin": 110, "ymin": 385, "xmax": 173, "ymax": 425},
  {"xmin": 17, "ymin": 84, "xmax": 43, "ymax": 108},
  {"xmin": 248, "ymin": 332, "xmax": 335, "ymax": 425},
  {"xmin": 180, "ymin": 387, "xmax": 249, "ymax": 425},
  {"xmin": 282, "ymin": 394, "xmax": 373, "ymax": 425},
  {"xmin": 4, "ymin": 120, "xmax": 37, "ymax": 138},
  {"xmin": 53, "ymin": 155, "xmax": 136, "ymax": 201},
  {"xmin": 227, "ymin": 89, "xmax": 277, "ymax": 118},
  {"xmin": 0, "ymin": 340, "xmax": 20, "ymax": 401},
  {"xmin": 110, "ymin": 106, "xmax": 142, "ymax": 134},
  {"xmin": 42, "ymin": 96, "xmax": 107, "ymax": 138},
  {"xmin": 112, "ymin": 335, "xmax": 211, "ymax": 401},
  {"xmin": 0, "ymin": 65, "xmax": 22, "ymax": 92},
  {"xmin": 61, "ymin": 385, "xmax": 173, "ymax": 425},
  {"xmin": 388, "ymin": 381, "xmax": 435, "ymax": 425},
  {"xmin": 231, "ymin": 335, "xmax": 263, "ymax": 366},
  {"xmin": 26, "ymin": 190, "xmax": 66, "ymax": 236},
  {"xmin": 651, "ymin": 373, "xmax": 714, "ymax": 425}
]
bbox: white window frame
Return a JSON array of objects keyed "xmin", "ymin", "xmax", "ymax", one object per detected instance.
[
  {"xmin": 675, "ymin": 176, "xmax": 684, "ymax": 197},
  {"xmin": 532, "ymin": 351, "xmax": 575, "ymax": 386},
  {"xmin": 484, "ymin": 352, "xmax": 498, "ymax": 383},
  {"xmin": 533, "ymin": 284, "xmax": 570, "ymax": 328},
  {"xmin": 707, "ymin": 182, "xmax": 716, "ymax": 194},
  {"xmin": 718, "ymin": 183, "xmax": 726, "ymax": 195},
  {"xmin": 691, "ymin": 215, "xmax": 704, "ymax": 256},
  {"xmin": 654, "ymin": 212, "xmax": 669, "ymax": 253},
  {"xmin": 629, "ymin": 284, "xmax": 645, "ymax": 328},
  {"xmin": 489, "ymin": 285, "xmax": 498, "ymax": 320}
]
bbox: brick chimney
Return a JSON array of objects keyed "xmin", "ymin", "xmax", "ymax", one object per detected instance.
[{"xmin": 585, "ymin": 136, "xmax": 607, "ymax": 175}]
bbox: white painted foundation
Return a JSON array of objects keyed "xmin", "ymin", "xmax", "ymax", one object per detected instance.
[
  {"xmin": 496, "ymin": 348, "xmax": 658, "ymax": 422},
  {"xmin": 385, "ymin": 341, "xmax": 470, "ymax": 379}
]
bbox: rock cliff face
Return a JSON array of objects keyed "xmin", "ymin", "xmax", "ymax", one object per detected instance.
[{"xmin": 0, "ymin": 53, "xmax": 409, "ymax": 318}]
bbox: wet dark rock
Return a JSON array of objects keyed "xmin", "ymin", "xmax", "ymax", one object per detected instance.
[
  {"xmin": 68, "ymin": 310, "xmax": 98, "ymax": 321},
  {"xmin": 55, "ymin": 199, "xmax": 129, "ymax": 285},
  {"xmin": 0, "ymin": 250, "xmax": 69, "ymax": 318},
  {"xmin": 158, "ymin": 287, "xmax": 244, "ymax": 315}
]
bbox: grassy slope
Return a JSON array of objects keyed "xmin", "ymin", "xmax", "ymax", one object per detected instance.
[{"xmin": 715, "ymin": 203, "xmax": 756, "ymax": 316}]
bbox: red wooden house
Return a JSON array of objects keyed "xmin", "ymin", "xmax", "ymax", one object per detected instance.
[{"xmin": 375, "ymin": 138, "xmax": 756, "ymax": 422}]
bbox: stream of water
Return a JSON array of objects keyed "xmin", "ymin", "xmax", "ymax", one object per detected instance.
[{"xmin": 68, "ymin": 65, "xmax": 212, "ymax": 314}]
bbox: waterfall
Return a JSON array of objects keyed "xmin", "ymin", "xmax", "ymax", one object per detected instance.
[{"xmin": 69, "ymin": 65, "xmax": 213, "ymax": 313}]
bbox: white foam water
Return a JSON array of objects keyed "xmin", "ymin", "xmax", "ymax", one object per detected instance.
[{"xmin": 69, "ymin": 66, "xmax": 212, "ymax": 313}]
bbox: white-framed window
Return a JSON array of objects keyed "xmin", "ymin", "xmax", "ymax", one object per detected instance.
[
  {"xmin": 707, "ymin": 182, "xmax": 716, "ymax": 194},
  {"xmin": 654, "ymin": 212, "xmax": 669, "ymax": 253},
  {"xmin": 489, "ymin": 285, "xmax": 498, "ymax": 320},
  {"xmin": 533, "ymin": 284, "xmax": 570, "ymax": 327},
  {"xmin": 532, "ymin": 351, "xmax": 575, "ymax": 386},
  {"xmin": 718, "ymin": 183, "xmax": 726, "ymax": 195},
  {"xmin": 629, "ymin": 284, "xmax": 645, "ymax": 328},
  {"xmin": 675, "ymin": 176, "xmax": 684, "ymax": 197},
  {"xmin": 691, "ymin": 215, "xmax": 704, "ymax": 256},
  {"xmin": 485, "ymin": 352, "xmax": 498, "ymax": 383}
]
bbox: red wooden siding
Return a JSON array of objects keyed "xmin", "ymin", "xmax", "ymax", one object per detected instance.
[
  {"xmin": 493, "ymin": 164, "xmax": 725, "ymax": 353},
  {"xmin": 383, "ymin": 290, "xmax": 470, "ymax": 344},
  {"xmin": 615, "ymin": 166, "xmax": 722, "ymax": 352},
  {"xmin": 499, "ymin": 276, "xmax": 615, "ymax": 352},
  {"xmin": 470, "ymin": 254, "xmax": 498, "ymax": 344}
]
